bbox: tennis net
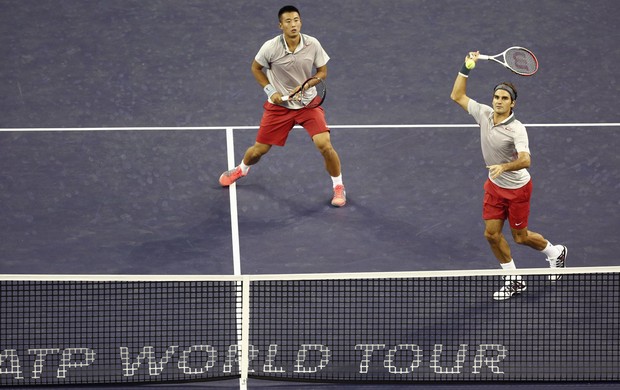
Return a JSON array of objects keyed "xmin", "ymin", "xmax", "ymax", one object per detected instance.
[{"xmin": 1, "ymin": 267, "xmax": 619, "ymax": 386}]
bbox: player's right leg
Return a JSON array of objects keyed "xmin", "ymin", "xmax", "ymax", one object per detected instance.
[
  {"xmin": 220, "ymin": 102, "xmax": 291, "ymax": 187},
  {"xmin": 484, "ymin": 219, "xmax": 527, "ymax": 300},
  {"xmin": 484, "ymin": 219, "xmax": 512, "ymax": 263},
  {"xmin": 219, "ymin": 143, "xmax": 271, "ymax": 187},
  {"xmin": 493, "ymin": 276, "xmax": 527, "ymax": 300}
]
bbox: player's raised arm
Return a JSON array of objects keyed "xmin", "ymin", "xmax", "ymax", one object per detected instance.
[{"xmin": 450, "ymin": 51, "xmax": 479, "ymax": 111}]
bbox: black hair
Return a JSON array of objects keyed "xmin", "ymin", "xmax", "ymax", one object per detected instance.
[{"xmin": 278, "ymin": 5, "xmax": 300, "ymax": 20}]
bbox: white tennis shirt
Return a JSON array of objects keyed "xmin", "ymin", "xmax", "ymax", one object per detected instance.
[
  {"xmin": 255, "ymin": 34, "xmax": 329, "ymax": 109},
  {"xmin": 468, "ymin": 99, "xmax": 531, "ymax": 189}
]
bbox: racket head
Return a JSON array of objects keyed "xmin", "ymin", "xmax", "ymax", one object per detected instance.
[
  {"xmin": 503, "ymin": 46, "xmax": 539, "ymax": 76},
  {"xmin": 299, "ymin": 77, "xmax": 327, "ymax": 108}
]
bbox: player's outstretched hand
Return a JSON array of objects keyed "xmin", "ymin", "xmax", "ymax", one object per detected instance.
[{"xmin": 466, "ymin": 51, "xmax": 480, "ymax": 64}]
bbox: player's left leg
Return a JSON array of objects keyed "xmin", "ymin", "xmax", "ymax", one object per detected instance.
[
  {"xmin": 511, "ymin": 227, "xmax": 567, "ymax": 281},
  {"xmin": 312, "ymin": 132, "xmax": 345, "ymax": 207},
  {"xmin": 299, "ymin": 105, "xmax": 345, "ymax": 206},
  {"xmin": 507, "ymin": 180, "xmax": 567, "ymax": 280},
  {"xmin": 312, "ymin": 131, "xmax": 341, "ymax": 177},
  {"xmin": 511, "ymin": 227, "xmax": 547, "ymax": 250}
]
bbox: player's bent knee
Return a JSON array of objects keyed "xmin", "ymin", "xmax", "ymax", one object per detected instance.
[
  {"xmin": 249, "ymin": 144, "xmax": 271, "ymax": 157},
  {"xmin": 484, "ymin": 230, "xmax": 502, "ymax": 244},
  {"xmin": 318, "ymin": 143, "xmax": 334, "ymax": 156},
  {"xmin": 512, "ymin": 232, "xmax": 529, "ymax": 245}
]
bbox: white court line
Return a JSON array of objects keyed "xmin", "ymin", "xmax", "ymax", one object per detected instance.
[
  {"xmin": 224, "ymin": 128, "xmax": 247, "ymax": 390},
  {"xmin": 225, "ymin": 128, "xmax": 242, "ymax": 276},
  {"xmin": 1, "ymin": 123, "xmax": 620, "ymax": 132},
  {"xmin": 332, "ymin": 123, "xmax": 620, "ymax": 128}
]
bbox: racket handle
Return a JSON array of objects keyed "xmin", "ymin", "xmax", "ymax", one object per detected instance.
[
  {"xmin": 281, "ymin": 95, "xmax": 290, "ymax": 101},
  {"xmin": 478, "ymin": 54, "xmax": 490, "ymax": 60}
]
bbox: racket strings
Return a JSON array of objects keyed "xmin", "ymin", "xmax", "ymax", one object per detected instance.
[{"xmin": 505, "ymin": 48, "xmax": 538, "ymax": 74}]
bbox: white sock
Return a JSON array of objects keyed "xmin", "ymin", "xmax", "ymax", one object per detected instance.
[
  {"xmin": 500, "ymin": 260, "xmax": 522, "ymax": 281},
  {"xmin": 500, "ymin": 260, "xmax": 517, "ymax": 270},
  {"xmin": 541, "ymin": 241, "xmax": 560, "ymax": 259},
  {"xmin": 331, "ymin": 174, "xmax": 343, "ymax": 188},
  {"xmin": 239, "ymin": 161, "xmax": 250, "ymax": 174}
]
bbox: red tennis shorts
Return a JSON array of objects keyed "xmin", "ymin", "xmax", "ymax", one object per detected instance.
[
  {"xmin": 482, "ymin": 179, "xmax": 532, "ymax": 230},
  {"xmin": 256, "ymin": 101, "xmax": 329, "ymax": 146}
]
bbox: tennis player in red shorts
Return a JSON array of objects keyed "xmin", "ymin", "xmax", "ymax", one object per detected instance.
[
  {"xmin": 451, "ymin": 51, "xmax": 567, "ymax": 300},
  {"xmin": 218, "ymin": 5, "xmax": 345, "ymax": 207}
]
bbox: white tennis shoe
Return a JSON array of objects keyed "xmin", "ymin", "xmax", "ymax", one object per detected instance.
[
  {"xmin": 493, "ymin": 277, "xmax": 527, "ymax": 301},
  {"xmin": 547, "ymin": 245, "xmax": 568, "ymax": 281}
]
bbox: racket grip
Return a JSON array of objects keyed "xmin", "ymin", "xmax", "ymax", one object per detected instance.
[
  {"xmin": 478, "ymin": 54, "xmax": 490, "ymax": 60},
  {"xmin": 281, "ymin": 95, "xmax": 290, "ymax": 102}
]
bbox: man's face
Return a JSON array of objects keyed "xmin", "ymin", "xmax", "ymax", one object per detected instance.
[
  {"xmin": 279, "ymin": 12, "xmax": 301, "ymax": 38},
  {"xmin": 492, "ymin": 89, "xmax": 515, "ymax": 116}
]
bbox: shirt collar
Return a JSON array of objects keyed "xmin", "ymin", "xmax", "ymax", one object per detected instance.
[
  {"xmin": 490, "ymin": 111, "xmax": 516, "ymax": 126},
  {"xmin": 280, "ymin": 34, "xmax": 305, "ymax": 54}
]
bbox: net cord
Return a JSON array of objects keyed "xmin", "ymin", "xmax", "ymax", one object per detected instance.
[{"xmin": 2, "ymin": 266, "xmax": 618, "ymax": 282}]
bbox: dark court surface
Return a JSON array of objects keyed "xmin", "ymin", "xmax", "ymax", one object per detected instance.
[{"xmin": 1, "ymin": 0, "xmax": 619, "ymax": 389}]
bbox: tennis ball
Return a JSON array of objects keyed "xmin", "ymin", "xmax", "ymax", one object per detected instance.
[{"xmin": 465, "ymin": 59, "xmax": 476, "ymax": 70}]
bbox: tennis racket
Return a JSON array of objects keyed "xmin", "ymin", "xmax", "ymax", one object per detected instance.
[
  {"xmin": 281, "ymin": 77, "xmax": 327, "ymax": 108},
  {"xmin": 477, "ymin": 46, "xmax": 539, "ymax": 76}
]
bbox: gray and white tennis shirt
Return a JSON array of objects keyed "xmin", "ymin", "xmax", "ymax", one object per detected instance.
[
  {"xmin": 468, "ymin": 99, "xmax": 531, "ymax": 189},
  {"xmin": 255, "ymin": 34, "xmax": 329, "ymax": 109}
]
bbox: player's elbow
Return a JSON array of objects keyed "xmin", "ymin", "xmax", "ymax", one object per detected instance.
[
  {"xmin": 450, "ymin": 94, "xmax": 469, "ymax": 111},
  {"xmin": 251, "ymin": 60, "xmax": 263, "ymax": 73},
  {"xmin": 450, "ymin": 91, "xmax": 462, "ymax": 103},
  {"xmin": 518, "ymin": 153, "xmax": 531, "ymax": 169}
]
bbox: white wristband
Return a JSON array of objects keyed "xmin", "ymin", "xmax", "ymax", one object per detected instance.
[{"xmin": 263, "ymin": 84, "xmax": 277, "ymax": 98}]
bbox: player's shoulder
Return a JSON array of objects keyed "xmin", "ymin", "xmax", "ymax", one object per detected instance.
[
  {"xmin": 302, "ymin": 33, "xmax": 320, "ymax": 45},
  {"xmin": 468, "ymin": 98, "xmax": 486, "ymax": 111},
  {"xmin": 510, "ymin": 117, "xmax": 527, "ymax": 130},
  {"xmin": 476, "ymin": 100, "xmax": 492, "ymax": 110},
  {"xmin": 262, "ymin": 35, "xmax": 283, "ymax": 47},
  {"xmin": 257, "ymin": 35, "xmax": 287, "ymax": 59}
]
